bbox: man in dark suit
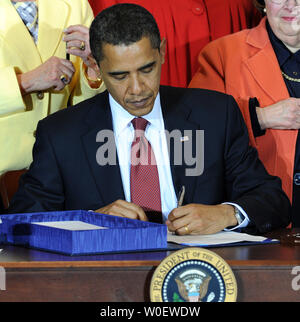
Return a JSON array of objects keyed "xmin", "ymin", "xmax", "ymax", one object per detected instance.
[{"xmin": 7, "ymin": 4, "xmax": 290, "ymax": 235}]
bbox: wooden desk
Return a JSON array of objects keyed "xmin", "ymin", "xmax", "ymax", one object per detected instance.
[{"xmin": 0, "ymin": 229, "xmax": 300, "ymax": 302}]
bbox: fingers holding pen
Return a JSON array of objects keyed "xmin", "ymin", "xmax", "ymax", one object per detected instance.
[
  {"xmin": 63, "ymin": 24, "xmax": 101, "ymax": 84},
  {"xmin": 166, "ymin": 205, "xmax": 192, "ymax": 235},
  {"xmin": 63, "ymin": 25, "xmax": 91, "ymax": 65},
  {"xmin": 18, "ymin": 56, "xmax": 75, "ymax": 94},
  {"xmin": 166, "ymin": 203, "xmax": 235, "ymax": 235},
  {"xmin": 50, "ymin": 58, "xmax": 75, "ymax": 91},
  {"xmin": 56, "ymin": 58, "xmax": 75, "ymax": 86}
]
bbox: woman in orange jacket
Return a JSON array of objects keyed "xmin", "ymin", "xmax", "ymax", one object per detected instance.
[{"xmin": 190, "ymin": 0, "xmax": 300, "ymax": 226}]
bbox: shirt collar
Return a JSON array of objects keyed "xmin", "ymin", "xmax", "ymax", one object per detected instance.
[
  {"xmin": 109, "ymin": 93, "xmax": 165, "ymax": 136},
  {"xmin": 266, "ymin": 19, "xmax": 300, "ymax": 66}
]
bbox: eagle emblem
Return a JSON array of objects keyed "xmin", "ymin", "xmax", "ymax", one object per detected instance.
[
  {"xmin": 150, "ymin": 248, "xmax": 237, "ymax": 302},
  {"xmin": 175, "ymin": 269, "xmax": 213, "ymax": 302}
]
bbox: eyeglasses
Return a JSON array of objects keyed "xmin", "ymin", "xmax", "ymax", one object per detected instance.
[{"xmin": 270, "ymin": 0, "xmax": 300, "ymax": 5}]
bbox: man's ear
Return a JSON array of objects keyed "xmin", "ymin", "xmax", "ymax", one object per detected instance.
[{"xmin": 160, "ymin": 38, "xmax": 166, "ymax": 64}]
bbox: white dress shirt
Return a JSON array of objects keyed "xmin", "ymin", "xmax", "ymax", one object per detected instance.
[
  {"xmin": 109, "ymin": 93, "xmax": 249, "ymax": 229},
  {"xmin": 110, "ymin": 93, "xmax": 178, "ymax": 222}
]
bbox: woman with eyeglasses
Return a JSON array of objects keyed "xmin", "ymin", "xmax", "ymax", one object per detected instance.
[{"xmin": 189, "ymin": 0, "xmax": 300, "ymax": 227}]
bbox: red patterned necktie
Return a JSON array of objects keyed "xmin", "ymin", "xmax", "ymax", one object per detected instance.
[{"xmin": 130, "ymin": 117, "xmax": 162, "ymax": 222}]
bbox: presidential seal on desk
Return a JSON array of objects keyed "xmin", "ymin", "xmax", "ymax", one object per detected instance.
[{"xmin": 150, "ymin": 247, "xmax": 237, "ymax": 302}]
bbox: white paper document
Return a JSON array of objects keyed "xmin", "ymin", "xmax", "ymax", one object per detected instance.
[
  {"xmin": 32, "ymin": 221, "xmax": 108, "ymax": 231},
  {"xmin": 167, "ymin": 231, "xmax": 276, "ymax": 247}
]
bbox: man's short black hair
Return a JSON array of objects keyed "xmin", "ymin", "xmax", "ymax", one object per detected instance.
[{"xmin": 89, "ymin": 3, "xmax": 161, "ymax": 63}]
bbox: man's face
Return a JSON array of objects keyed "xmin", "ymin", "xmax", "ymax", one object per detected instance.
[{"xmin": 98, "ymin": 37, "xmax": 166, "ymax": 117}]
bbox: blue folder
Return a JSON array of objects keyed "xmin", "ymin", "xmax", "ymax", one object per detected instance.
[{"xmin": 0, "ymin": 210, "xmax": 167, "ymax": 256}]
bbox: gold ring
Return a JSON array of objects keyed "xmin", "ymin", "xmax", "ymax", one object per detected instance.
[
  {"xmin": 184, "ymin": 225, "xmax": 189, "ymax": 234},
  {"xmin": 60, "ymin": 74, "xmax": 69, "ymax": 84},
  {"xmin": 80, "ymin": 41, "xmax": 85, "ymax": 51}
]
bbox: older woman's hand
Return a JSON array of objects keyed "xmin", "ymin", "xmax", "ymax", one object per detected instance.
[
  {"xmin": 17, "ymin": 56, "xmax": 75, "ymax": 94},
  {"xmin": 256, "ymin": 98, "xmax": 300, "ymax": 130},
  {"xmin": 63, "ymin": 25, "xmax": 100, "ymax": 81}
]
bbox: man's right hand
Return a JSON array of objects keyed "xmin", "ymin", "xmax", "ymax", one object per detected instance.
[
  {"xmin": 95, "ymin": 199, "xmax": 148, "ymax": 221},
  {"xmin": 17, "ymin": 56, "xmax": 75, "ymax": 94}
]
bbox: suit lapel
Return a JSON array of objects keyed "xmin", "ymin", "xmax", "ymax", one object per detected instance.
[
  {"xmin": 160, "ymin": 86, "xmax": 200, "ymax": 205},
  {"xmin": 0, "ymin": 0, "xmax": 42, "ymax": 71},
  {"xmin": 81, "ymin": 92, "xmax": 125, "ymax": 205},
  {"xmin": 81, "ymin": 87, "xmax": 202, "ymax": 206},
  {"xmin": 0, "ymin": 0, "xmax": 70, "ymax": 69},
  {"xmin": 37, "ymin": 0, "xmax": 69, "ymax": 62},
  {"xmin": 244, "ymin": 18, "xmax": 290, "ymax": 102}
]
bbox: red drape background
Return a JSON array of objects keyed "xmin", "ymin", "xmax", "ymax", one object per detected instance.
[{"xmin": 88, "ymin": 0, "xmax": 261, "ymax": 87}]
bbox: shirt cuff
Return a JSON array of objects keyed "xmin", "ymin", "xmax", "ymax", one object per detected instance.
[
  {"xmin": 222, "ymin": 202, "xmax": 250, "ymax": 231},
  {"xmin": 249, "ymin": 97, "xmax": 266, "ymax": 138}
]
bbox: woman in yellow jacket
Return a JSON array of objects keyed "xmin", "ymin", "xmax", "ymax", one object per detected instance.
[{"xmin": 0, "ymin": 0, "xmax": 105, "ymax": 176}]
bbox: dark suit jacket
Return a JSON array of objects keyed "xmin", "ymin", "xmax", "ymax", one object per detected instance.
[{"xmin": 7, "ymin": 86, "xmax": 291, "ymax": 233}]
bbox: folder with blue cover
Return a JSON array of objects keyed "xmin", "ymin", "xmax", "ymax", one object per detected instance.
[{"xmin": 0, "ymin": 210, "xmax": 167, "ymax": 255}]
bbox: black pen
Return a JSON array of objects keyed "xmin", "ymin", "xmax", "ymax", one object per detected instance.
[{"xmin": 66, "ymin": 42, "xmax": 70, "ymax": 60}]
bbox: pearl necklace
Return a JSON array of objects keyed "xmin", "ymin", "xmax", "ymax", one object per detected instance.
[{"xmin": 282, "ymin": 71, "xmax": 300, "ymax": 83}]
